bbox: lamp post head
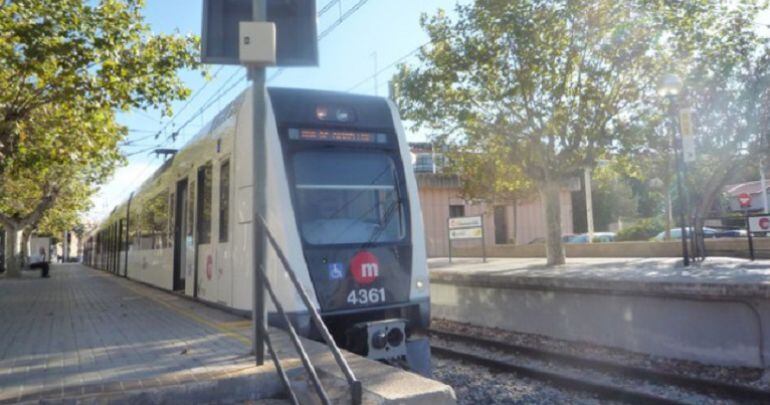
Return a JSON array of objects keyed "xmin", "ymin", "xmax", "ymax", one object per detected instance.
[{"xmin": 657, "ymin": 73, "xmax": 683, "ymax": 98}]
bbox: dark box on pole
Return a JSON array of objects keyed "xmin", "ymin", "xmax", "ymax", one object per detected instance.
[{"xmin": 201, "ymin": 0, "xmax": 318, "ymax": 66}]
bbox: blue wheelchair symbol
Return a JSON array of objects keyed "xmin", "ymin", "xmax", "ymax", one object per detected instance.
[{"xmin": 328, "ymin": 263, "xmax": 345, "ymax": 280}]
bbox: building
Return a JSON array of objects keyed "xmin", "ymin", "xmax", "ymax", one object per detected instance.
[
  {"xmin": 410, "ymin": 143, "xmax": 574, "ymax": 257},
  {"xmin": 724, "ymin": 179, "xmax": 770, "ymax": 213}
]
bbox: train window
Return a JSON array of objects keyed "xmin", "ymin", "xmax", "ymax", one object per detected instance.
[
  {"xmin": 187, "ymin": 180, "xmax": 195, "ymax": 239},
  {"xmin": 148, "ymin": 192, "xmax": 169, "ymax": 249},
  {"xmin": 292, "ymin": 151, "xmax": 405, "ymax": 245},
  {"xmin": 130, "ymin": 203, "xmax": 140, "ymax": 249},
  {"xmin": 198, "ymin": 163, "xmax": 213, "ymax": 244},
  {"xmin": 168, "ymin": 192, "xmax": 175, "ymax": 246},
  {"xmin": 219, "ymin": 160, "xmax": 230, "ymax": 242}
]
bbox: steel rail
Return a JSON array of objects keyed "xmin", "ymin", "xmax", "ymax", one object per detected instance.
[
  {"xmin": 261, "ymin": 323, "xmax": 301, "ymax": 405},
  {"xmin": 258, "ymin": 214, "xmax": 363, "ymax": 405},
  {"xmin": 431, "ymin": 343, "xmax": 686, "ymax": 405},
  {"xmin": 258, "ymin": 266, "xmax": 331, "ymax": 405},
  {"xmin": 430, "ymin": 328, "xmax": 770, "ymax": 403}
]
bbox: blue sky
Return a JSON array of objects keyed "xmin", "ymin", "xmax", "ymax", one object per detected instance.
[
  {"xmin": 88, "ymin": 1, "xmax": 770, "ymax": 222},
  {"xmin": 89, "ymin": 0, "xmax": 466, "ymax": 221}
]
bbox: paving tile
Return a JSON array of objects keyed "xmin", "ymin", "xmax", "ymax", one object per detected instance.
[{"xmin": 0, "ymin": 264, "xmax": 266, "ymax": 402}]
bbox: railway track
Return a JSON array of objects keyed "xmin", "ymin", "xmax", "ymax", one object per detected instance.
[{"xmin": 429, "ymin": 328, "xmax": 770, "ymax": 404}]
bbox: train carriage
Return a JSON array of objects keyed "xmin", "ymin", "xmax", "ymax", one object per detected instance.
[{"xmin": 84, "ymin": 88, "xmax": 431, "ymax": 373}]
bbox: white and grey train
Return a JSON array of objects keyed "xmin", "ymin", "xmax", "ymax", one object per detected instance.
[{"xmin": 84, "ymin": 88, "xmax": 431, "ymax": 372}]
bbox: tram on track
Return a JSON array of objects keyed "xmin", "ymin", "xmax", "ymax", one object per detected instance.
[{"xmin": 83, "ymin": 88, "xmax": 431, "ymax": 372}]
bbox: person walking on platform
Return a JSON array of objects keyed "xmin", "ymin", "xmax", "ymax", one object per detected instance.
[{"xmin": 30, "ymin": 247, "xmax": 50, "ymax": 278}]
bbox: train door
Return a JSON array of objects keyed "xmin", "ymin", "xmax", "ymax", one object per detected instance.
[
  {"xmin": 173, "ymin": 179, "xmax": 188, "ymax": 292},
  {"xmin": 195, "ymin": 163, "xmax": 213, "ymax": 300},
  {"xmin": 185, "ymin": 179, "xmax": 197, "ymax": 297},
  {"xmin": 216, "ymin": 159, "xmax": 232, "ymax": 306}
]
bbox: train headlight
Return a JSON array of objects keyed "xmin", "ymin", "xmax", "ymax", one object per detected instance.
[
  {"xmin": 416, "ymin": 279, "xmax": 425, "ymax": 290},
  {"xmin": 371, "ymin": 330, "xmax": 388, "ymax": 350},
  {"xmin": 387, "ymin": 328, "xmax": 404, "ymax": 347},
  {"xmin": 315, "ymin": 106, "xmax": 329, "ymax": 121}
]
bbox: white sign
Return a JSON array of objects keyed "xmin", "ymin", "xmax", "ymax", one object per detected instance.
[
  {"xmin": 679, "ymin": 108, "xmax": 696, "ymax": 162},
  {"xmin": 449, "ymin": 227, "xmax": 483, "ymax": 240},
  {"xmin": 749, "ymin": 216, "xmax": 770, "ymax": 232},
  {"xmin": 448, "ymin": 216, "xmax": 482, "ymax": 229}
]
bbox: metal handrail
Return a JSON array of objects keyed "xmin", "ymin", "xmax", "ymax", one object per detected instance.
[{"xmin": 257, "ymin": 214, "xmax": 363, "ymax": 405}]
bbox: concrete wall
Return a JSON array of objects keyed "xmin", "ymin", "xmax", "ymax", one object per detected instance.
[
  {"xmin": 450, "ymin": 238, "xmax": 770, "ymax": 259},
  {"xmin": 418, "ymin": 185, "xmax": 573, "ymax": 257},
  {"xmin": 431, "ymin": 282, "xmax": 770, "ymax": 368}
]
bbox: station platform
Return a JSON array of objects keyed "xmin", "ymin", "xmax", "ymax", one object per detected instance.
[
  {"xmin": 428, "ymin": 257, "xmax": 770, "ymax": 369},
  {"xmin": 0, "ymin": 264, "xmax": 455, "ymax": 404}
]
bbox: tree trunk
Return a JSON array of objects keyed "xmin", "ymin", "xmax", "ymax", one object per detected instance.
[
  {"xmin": 540, "ymin": 180, "xmax": 566, "ymax": 266},
  {"xmin": 4, "ymin": 225, "xmax": 22, "ymax": 277},
  {"xmin": 512, "ymin": 199, "xmax": 518, "ymax": 245},
  {"xmin": 692, "ymin": 156, "xmax": 749, "ymax": 256},
  {"xmin": 21, "ymin": 227, "xmax": 32, "ymax": 268},
  {"xmin": 665, "ymin": 189, "xmax": 672, "ymax": 240}
]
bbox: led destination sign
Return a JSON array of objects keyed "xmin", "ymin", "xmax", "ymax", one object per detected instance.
[{"xmin": 288, "ymin": 128, "xmax": 387, "ymax": 144}]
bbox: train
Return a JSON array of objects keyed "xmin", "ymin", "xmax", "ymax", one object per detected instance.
[{"xmin": 83, "ymin": 87, "xmax": 431, "ymax": 374}]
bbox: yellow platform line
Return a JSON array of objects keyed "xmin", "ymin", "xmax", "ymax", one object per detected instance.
[{"xmin": 111, "ymin": 277, "xmax": 253, "ymax": 347}]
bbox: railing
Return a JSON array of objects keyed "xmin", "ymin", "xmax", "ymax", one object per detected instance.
[{"xmin": 256, "ymin": 214, "xmax": 363, "ymax": 405}]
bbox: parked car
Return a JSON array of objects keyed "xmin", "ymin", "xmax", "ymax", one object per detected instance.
[
  {"xmin": 715, "ymin": 229, "xmax": 747, "ymax": 238},
  {"xmin": 653, "ymin": 227, "xmax": 718, "ymax": 241},
  {"xmin": 565, "ymin": 232, "xmax": 616, "ymax": 243}
]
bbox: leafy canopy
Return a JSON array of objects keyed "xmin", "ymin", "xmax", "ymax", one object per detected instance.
[{"xmin": 0, "ymin": 0, "xmax": 200, "ymax": 168}]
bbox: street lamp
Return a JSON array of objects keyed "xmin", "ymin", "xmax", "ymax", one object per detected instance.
[{"xmin": 658, "ymin": 73, "xmax": 690, "ymax": 266}]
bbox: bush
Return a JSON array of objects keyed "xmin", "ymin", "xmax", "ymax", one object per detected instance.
[{"xmin": 616, "ymin": 217, "xmax": 665, "ymax": 241}]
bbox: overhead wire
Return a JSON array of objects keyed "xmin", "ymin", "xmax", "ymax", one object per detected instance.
[
  {"xmin": 346, "ymin": 41, "xmax": 430, "ymax": 93},
  {"xmin": 267, "ymin": 0, "xmax": 372, "ymax": 84}
]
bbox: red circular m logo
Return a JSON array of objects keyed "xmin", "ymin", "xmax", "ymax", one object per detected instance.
[
  {"xmin": 760, "ymin": 217, "xmax": 770, "ymax": 230},
  {"xmin": 350, "ymin": 251, "xmax": 380, "ymax": 285}
]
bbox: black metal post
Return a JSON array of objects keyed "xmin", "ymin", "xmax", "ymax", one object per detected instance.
[
  {"xmin": 668, "ymin": 96, "xmax": 690, "ymax": 266},
  {"xmin": 251, "ymin": 0, "xmax": 267, "ymax": 366},
  {"xmin": 746, "ymin": 212, "xmax": 755, "ymax": 261}
]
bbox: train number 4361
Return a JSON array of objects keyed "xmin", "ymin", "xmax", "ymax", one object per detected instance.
[{"xmin": 347, "ymin": 288, "xmax": 386, "ymax": 305}]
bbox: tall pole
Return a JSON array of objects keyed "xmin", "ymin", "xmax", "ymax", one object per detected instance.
[
  {"xmin": 669, "ymin": 96, "xmax": 690, "ymax": 266},
  {"xmin": 251, "ymin": 0, "xmax": 267, "ymax": 365},
  {"xmin": 584, "ymin": 167, "xmax": 594, "ymax": 243},
  {"xmin": 759, "ymin": 158, "xmax": 770, "ymax": 212}
]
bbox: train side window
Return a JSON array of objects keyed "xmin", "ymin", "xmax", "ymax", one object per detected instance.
[
  {"xmin": 168, "ymin": 192, "xmax": 175, "ymax": 247},
  {"xmin": 148, "ymin": 192, "xmax": 169, "ymax": 249},
  {"xmin": 219, "ymin": 159, "xmax": 230, "ymax": 242},
  {"xmin": 130, "ymin": 203, "xmax": 140, "ymax": 249},
  {"xmin": 197, "ymin": 163, "xmax": 213, "ymax": 244}
]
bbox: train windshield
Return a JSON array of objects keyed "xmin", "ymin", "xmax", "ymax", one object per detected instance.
[{"xmin": 293, "ymin": 150, "xmax": 405, "ymax": 245}]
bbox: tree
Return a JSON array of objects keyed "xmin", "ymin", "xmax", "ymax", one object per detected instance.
[
  {"xmin": 683, "ymin": 9, "xmax": 770, "ymax": 247},
  {"xmin": 394, "ymin": 0, "xmax": 670, "ymax": 265},
  {"xmin": 0, "ymin": 0, "xmax": 199, "ymax": 168},
  {"xmin": 0, "ymin": 0, "xmax": 199, "ymax": 276},
  {"xmin": 0, "ymin": 103, "xmax": 121, "ymax": 275}
]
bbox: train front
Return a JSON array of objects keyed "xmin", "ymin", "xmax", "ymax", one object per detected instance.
[{"xmin": 266, "ymin": 88, "xmax": 431, "ymax": 375}]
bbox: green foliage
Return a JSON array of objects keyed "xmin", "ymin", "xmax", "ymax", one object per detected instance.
[
  {"xmin": 0, "ymin": 1, "xmax": 200, "ymax": 274},
  {"xmin": 0, "ymin": 0, "xmax": 200, "ymax": 166},
  {"xmin": 616, "ymin": 217, "xmax": 665, "ymax": 242}
]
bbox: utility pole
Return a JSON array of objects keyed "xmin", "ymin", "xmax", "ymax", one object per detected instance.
[
  {"xmin": 251, "ymin": 0, "xmax": 268, "ymax": 366},
  {"xmin": 584, "ymin": 167, "xmax": 594, "ymax": 243},
  {"xmin": 759, "ymin": 158, "xmax": 770, "ymax": 213}
]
